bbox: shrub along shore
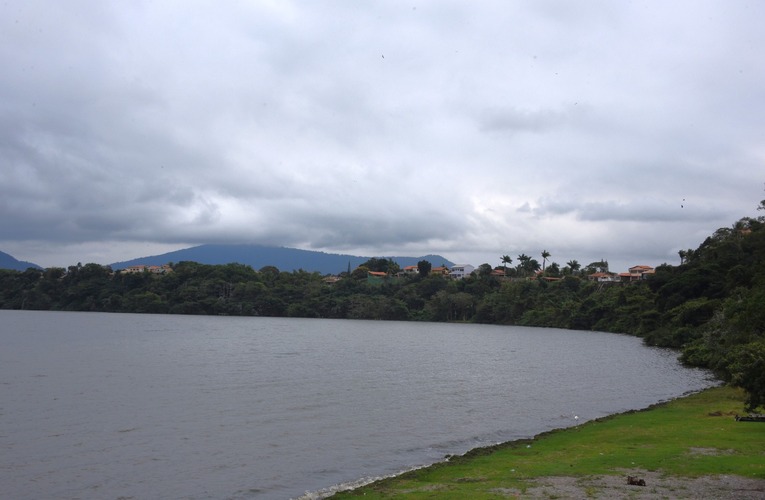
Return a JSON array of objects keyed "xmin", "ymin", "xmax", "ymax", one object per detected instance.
[{"xmin": 329, "ymin": 386, "xmax": 765, "ymax": 499}]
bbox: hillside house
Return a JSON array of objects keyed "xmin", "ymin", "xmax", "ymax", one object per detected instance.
[
  {"xmin": 587, "ymin": 272, "xmax": 619, "ymax": 282},
  {"xmin": 401, "ymin": 265, "xmax": 419, "ymax": 276},
  {"xmin": 619, "ymin": 265, "xmax": 655, "ymax": 282},
  {"xmin": 122, "ymin": 264, "xmax": 172, "ymax": 275},
  {"xmin": 449, "ymin": 264, "xmax": 475, "ymax": 279},
  {"xmin": 366, "ymin": 270, "xmax": 389, "ymax": 285},
  {"xmin": 430, "ymin": 266, "xmax": 450, "ymax": 276}
]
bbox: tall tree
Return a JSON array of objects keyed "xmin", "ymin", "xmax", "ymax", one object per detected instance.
[
  {"xmin": 477, "ymin": 263, "xmax": 493, "ymax": 277},
  {"xmin": 417, "ymin": 260, "xmax": 432, "ymax": 278},
  {"xmin": 516, "ymin": 254, "xmax": 531, "ymax": 277},
  {"xmin": 527, "ymin": 258, "xmax": 541, "ymax": 275},
  {"xmin": 541, "ymin": 250, "xmax": 551, "ymax": 271},
  {"xmin": 361, "ymin": 257, "xmax": 400, "ymax": 275},
  {"xmin": 501, "ymin": 255, "xmax": 512, "ymax": 276},
  {"xmin": 566, "ymin": 260, "xmax": 581, "ymax": 275},
  {"xmin": 546, "ymin": 262, "xmax": 560, "ymax": 277}
]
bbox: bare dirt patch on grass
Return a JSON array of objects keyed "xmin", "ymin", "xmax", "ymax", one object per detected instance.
[
  {"xmin": 686, "ymin": 447, "xmax": 736, "ymax": 456},
  {"xmin": 508, "ymin": 470, "xmax": 765, "ymax": 499}
]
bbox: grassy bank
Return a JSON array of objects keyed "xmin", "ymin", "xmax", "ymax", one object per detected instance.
[{"xmin": 331, "ymin": 386, "xmax": 765, "ymax": 498}]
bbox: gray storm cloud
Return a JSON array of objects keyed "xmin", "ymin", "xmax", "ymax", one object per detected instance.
[{"xmin": 1, "ymin": 1, "xmax": 763, "ymax": 270}]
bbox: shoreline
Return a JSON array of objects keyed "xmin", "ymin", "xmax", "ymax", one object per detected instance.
[
  {"xmin": 304, "ymin": 396, "xmax": 687, "ymax": 499},
  {"xmin": 323, "ymin": 385, "xmax": 765, "ymax": 499}
]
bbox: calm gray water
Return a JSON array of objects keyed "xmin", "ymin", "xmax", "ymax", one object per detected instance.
[{"xmin": 0, "ymin": 311, "xmax": 715, "ymax": 499}]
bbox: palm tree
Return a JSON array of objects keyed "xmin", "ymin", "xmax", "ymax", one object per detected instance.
[
  {"xmin": 566, "ymin": 259, "xmax": 581, "ymax": 276},
  {"xmin": 501, "ymin": 255, "xmax": 512, "ymax": 276},
  {"xmin": 547, "ymin": 262, "xmax": 560, "ymax": 277},
  {"xmin": 541, "ymin": 250, "xmax": 551, "ymax": 272},
  {"xmin": 516, "ymin": 254, "xmax": 530, "ymax": 277},
  {"xmin": 528, "ymin": 258, "xmax": 541, "ymax": 275}
]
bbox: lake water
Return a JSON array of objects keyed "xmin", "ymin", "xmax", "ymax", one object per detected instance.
[{"xmin": 0, "ymin": 311, "xmax": 715, "ymax": 499}]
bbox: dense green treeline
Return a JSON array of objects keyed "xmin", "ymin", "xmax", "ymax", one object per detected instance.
[{"xmin": 1, "ymin": 207, "xmax": 764, "ymax": 409}]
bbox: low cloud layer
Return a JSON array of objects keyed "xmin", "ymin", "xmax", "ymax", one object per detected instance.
[{"xmin": 1, "ymin": 1, "xmax": 763, "ymax": 271}]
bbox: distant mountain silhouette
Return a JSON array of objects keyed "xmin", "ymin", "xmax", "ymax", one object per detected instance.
[
  {"xmin": 0, "ymin": 250, "xmax": 42, "ymax": 271},
  {"xmin": 110, "ymin": 244, "xmax": 454, "ymax": 275}
]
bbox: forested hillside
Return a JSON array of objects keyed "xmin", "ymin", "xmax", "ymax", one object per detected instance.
[
  {"xmin": 1, "ymin": 204, "xmax": 764, "ymax": 409},
  {"xmin": 109, "ymin": 243, "xmax": 453, "ymax": 275}
]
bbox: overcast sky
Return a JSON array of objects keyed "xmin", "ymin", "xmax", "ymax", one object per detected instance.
[{"xmin": 2, "ymin": 1, "xmax": 764, "ymax": 272}]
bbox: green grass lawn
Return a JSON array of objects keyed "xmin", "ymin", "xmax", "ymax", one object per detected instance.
[{"xmin": 331, "ymin": 386, "xmax": 765, "ymax": 498}]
